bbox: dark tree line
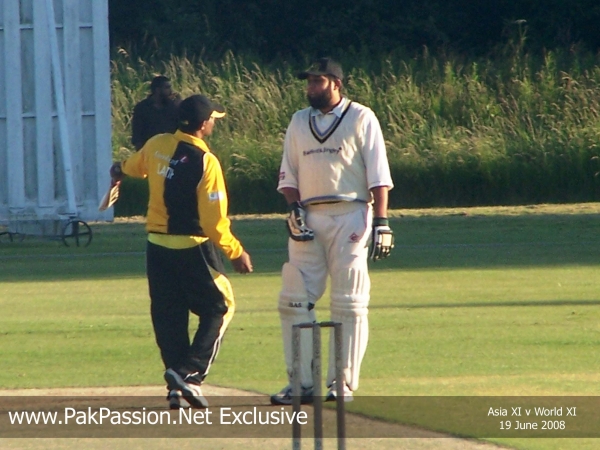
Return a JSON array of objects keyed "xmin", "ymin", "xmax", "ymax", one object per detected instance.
[{"xmin": 109, "ymin": 0, "xmax": 600, "ymax": 61}]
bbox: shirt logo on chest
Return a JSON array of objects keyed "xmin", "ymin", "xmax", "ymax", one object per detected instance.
[{"xmin": 302, "ymin": 147, "xmax": 342, "ymax": 156}]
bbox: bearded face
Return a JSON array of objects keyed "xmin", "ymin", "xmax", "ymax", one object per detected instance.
[
  {"xmin": 307, "ymin": 88, "xmax": 333, "ymax": 110},
  {"xmin": 306, "ymin": 77, "xmax": 336, "ymax": 110}
]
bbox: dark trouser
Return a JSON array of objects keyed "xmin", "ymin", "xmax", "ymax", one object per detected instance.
[{"xmin": 146, "ymin": 240, "xmax": 233, "ymax": 385}]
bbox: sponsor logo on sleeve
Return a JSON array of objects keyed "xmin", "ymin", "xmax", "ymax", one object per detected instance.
[{"xmin": 208, "ymin": 191, "xmax": 224, "ymax": 201}]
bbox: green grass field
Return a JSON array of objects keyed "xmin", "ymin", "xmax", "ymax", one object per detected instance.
[{"xmin": 1, "ymin": 204, "xmax": 599, "ymax": 450}]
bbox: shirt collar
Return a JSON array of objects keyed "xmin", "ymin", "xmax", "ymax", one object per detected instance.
[
  {"xmin": 310, "ymin": 97, "xmax": 347, "ymax": 118},
  {"xmin": 174, "ymin": 130, "xmax": 211, "ymax": 153}
]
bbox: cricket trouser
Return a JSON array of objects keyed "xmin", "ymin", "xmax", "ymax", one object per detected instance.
[
  {"xmin": 279, "ymin": 201, "xmax": 372, "ymax": 391},
  {"xmin": 146, "ymin": 240, "xmax": 235, "ymax": 385}
]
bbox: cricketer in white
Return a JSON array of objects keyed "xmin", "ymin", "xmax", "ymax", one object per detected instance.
[{"xmin": 271, "ymin": 57, "xmax": 394, "ymax": 406}]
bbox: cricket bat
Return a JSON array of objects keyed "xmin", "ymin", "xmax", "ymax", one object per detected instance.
[{"xmin": 98, "ymin": 180, "xmax": 121, "ymax": 211}]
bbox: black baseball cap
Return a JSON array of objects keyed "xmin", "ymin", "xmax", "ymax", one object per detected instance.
[
  {"xmin": 298, "ymin": 58, "xmax": 344, "ymax": 81},
  {"xmin": 179, "ymin": 95, "xmax": 226, "ymax": 129}
]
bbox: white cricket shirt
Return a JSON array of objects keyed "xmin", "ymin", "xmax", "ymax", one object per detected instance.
[{"xmin": 278, "ymin": 97, "xmax": 393, "ymax": 205}]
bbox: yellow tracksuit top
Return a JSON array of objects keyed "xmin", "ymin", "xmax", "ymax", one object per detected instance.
[{"xmin": 121, "ymin": 130, "xmax": 244, "ymax": 260}]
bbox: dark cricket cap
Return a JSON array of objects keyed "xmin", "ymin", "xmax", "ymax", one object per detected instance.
[
  {"xmin": 298, "ymin": 57, "xmax": 344, "ymax": 81},
  {"xmin": 179, "ymin": 94, "xmax": 226, "ymax": 127},
  {"xmin": 150, "ymin": 75, "xmax": 170, "ymax": 91}
]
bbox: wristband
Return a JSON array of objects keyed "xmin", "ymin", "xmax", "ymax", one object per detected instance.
[{"xmin": 373, "ymin": 217, "xmax": 389, "ymax": 227}]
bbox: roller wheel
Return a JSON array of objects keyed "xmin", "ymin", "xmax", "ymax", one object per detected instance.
[{"xmin": 61, "ymin": 219, "xmax": 92, "ymax": 247}]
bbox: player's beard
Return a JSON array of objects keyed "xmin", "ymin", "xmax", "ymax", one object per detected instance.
[{"xmin": 307, "ymin": 88, "xmax": 333, "ymax": 110}]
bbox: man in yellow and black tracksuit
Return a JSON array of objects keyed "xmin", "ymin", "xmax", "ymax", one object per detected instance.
[{"xmin": 111, "ymin": 95, "xmax": 253, "ymax": 409}]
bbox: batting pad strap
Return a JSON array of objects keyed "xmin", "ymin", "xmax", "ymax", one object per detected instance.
[
  {"xmin": 372, "ymin": 217, "xmax": 389, "ymax": 227},
  {"xmin": 330, "ymin": 298, "xmax": 369, "ymax": 316},
  {"xmin": 278, "ymin": 298, "xmax": 314, "ymax": 314}
]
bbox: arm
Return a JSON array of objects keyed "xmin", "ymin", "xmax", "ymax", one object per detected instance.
[
  {"xmin": 280, "ymin": 187, "xmax": 301, "ymax": 206},
  {"xmin": 277, "ymin": 119, "xmax": 313, "ymax": 241},
  {"xmin": 110, "ymin": 144, "xmax": 149, "ymax": 183},
  {"xmin": 280, "ymin": 187, "xmax": 314, "ymax": 242},
  {"xmin": 120, "ymin": 147, "xmax": 148, "ymax": 179},
  {"xmin": 369, "ymin": 186, "xmax": 394, "ymax": 261},
  {"xmin": 363, "ymin": 112, "xmax": 394, "ymax": 260},
  {"xmin": 371, "ymin": 186, "xmax": 389, "ymax": 218},
  {"xmin": 198, "ymin": 153, "xmax": 252, "ymax": 273},
  {"xmin": 361, "ymin": 110, "xmax": 394, "ymax": 193},
  {"xmin": 277, "ymin": 121, "xmax": 299, "ymax": 194}
]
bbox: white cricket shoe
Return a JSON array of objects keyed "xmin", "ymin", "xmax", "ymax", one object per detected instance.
[
  {"xmin": 164, "ymin": 369, "xmax": 209, "ymax": 409},
  {"xmin": 325, "ymin": 381, "xmax": 354, "ymax": 402}
]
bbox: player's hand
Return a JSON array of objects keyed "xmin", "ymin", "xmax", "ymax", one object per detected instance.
[
  {"xmin": 286, "ymin": 201, "xmax": 314, "ymax": 242},
  {"xmin": 369, "ymin": 217, "xmax": 394, "ymax": 261},
  {"xmin": 109, "ymin": 162, "xmax": 124, "ymax": 183},
  {"xmin": 231, "ymin": 251, "xmax": 253, "ymax": 274}
]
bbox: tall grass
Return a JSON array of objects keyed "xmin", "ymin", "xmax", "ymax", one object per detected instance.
[{"xmin": 111, "ymin": 46, "xmax": 600, "ymax": 214}]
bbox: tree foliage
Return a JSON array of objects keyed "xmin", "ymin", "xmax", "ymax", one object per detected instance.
[{"xmin": 109, "ymin": 0, "xmax": 600, "ymax": 61}]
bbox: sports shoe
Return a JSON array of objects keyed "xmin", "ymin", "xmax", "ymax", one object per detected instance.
[
  {"xmin": 325, "ymin": 381, "xmax": 353, "ymax": 402},
  {"xmin": 167, "ymin": 390, "xmax": 181, "ymax": 410},
  {"xmin": 270, "ymin": 384, "xmax": 314, "ymax": 406},
  {"xmin": 167, "ymin": 390, "xmax": 191, "ymax": 410},
  {"xmin": 164, "ymin": 368, "xmax": 209, "ymax": 409}
]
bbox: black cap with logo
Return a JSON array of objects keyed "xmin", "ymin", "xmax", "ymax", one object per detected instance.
[
  {"xmin": 178, "ymin": 95, "xmax": 226, "ymax": 130},
  {"xmin": 298, "ymin": 58, "xmax": 344, "ymax": 81}
]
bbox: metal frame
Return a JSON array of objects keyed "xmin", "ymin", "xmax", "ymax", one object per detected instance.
[
  {"xmin": 292, "ymin": 321, "xmax": 346, "ymax": 450},
  {"xmin": 0, "ymin": 212, "xmax": 92, "ymax": 247}
]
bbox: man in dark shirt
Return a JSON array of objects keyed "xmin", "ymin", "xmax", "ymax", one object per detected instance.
[{"xmin": 131, "ymin": 76, "xmax": 181, "ymax": 150}]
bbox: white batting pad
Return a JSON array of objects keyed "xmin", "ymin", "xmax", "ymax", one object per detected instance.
[
  {"xmin": 327, "ymin": 267, "xmax": 370, "ymax": 391},
  {"xmin": 278, "ymin": 263, "xmax": 316, "ymax": 388}
]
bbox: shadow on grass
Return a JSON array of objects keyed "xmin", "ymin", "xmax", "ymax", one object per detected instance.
[
  {"xmin": 371, "ymin": 299, "xmax": 600, "ymax": 309},
  {"xmin": 233, "ymin": 299, "xmax": 600, "ymax": 314}
]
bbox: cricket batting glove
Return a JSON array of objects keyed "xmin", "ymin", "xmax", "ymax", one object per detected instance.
[
  {"xmin": 369, "ymin": 217, "xmax": 394, "ymax": 261},
  {"xmin": 286, "ymin": 201, "xmax": 314, "ymax": 242}
]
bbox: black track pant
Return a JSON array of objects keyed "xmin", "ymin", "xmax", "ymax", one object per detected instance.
[{"xmin": 146, "ymin": 240, "xmax": 234, "ymax": 385}]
